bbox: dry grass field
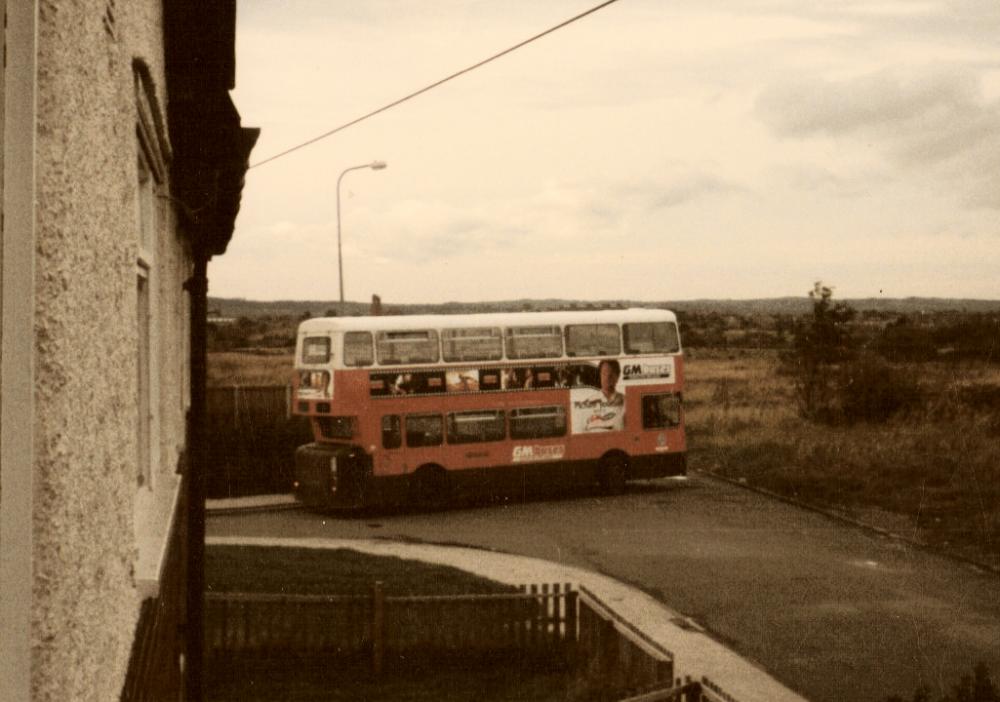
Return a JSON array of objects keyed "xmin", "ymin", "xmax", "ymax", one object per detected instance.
[
  {"xmin": 685, "ymin": 350, "xmax": 1000, "ymax": 569},
  {"xmin": 208, "ymin": 351, "xmax": 295, "ymax": 387}
]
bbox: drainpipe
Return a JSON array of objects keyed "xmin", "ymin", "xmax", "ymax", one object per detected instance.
[
  {"xmin": 184, "ymin": 251, "xmax": 209, "ymax": 702},
  {"xmin": 0, "ymin": 2, "xmax": 38, "ymax": 700}
]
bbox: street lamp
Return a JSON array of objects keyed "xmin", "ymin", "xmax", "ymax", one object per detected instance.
[{"xmin": 336, "ymin": 160, "xmax": 387, "ymax": 309}]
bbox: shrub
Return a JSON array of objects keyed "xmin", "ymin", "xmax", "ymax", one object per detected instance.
[
  {"xmin": 784, "ymin": 282, "xmax": 856, "ymax": 421},
  {"xmin": 837, "ymin": 354, "xmax": 921, "ymax": 423}
]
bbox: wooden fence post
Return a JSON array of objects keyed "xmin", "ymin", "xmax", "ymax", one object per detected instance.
[
  {"xmin": 372, "ymin": 581, "xmax": 385, "ymax": 677},
  {"xmin": 232, "ymin": 386, "xmax": 240, "ymax": 430},
  {"xmin": 565, "ymin": 584, "xmax": 578, "ymax": 665}
]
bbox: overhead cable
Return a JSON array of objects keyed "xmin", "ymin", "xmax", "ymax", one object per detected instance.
[{"xmin": 249, "ymin": 0, "xmax": 620, "ymax": 169}]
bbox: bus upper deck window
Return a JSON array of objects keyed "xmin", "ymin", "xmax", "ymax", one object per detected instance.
[
  {"xmin": 303, "ymin": 336, "xmax": 331, "ymax": 364},
  {"xmin": 344, "ymin": 331, "xmax": 374, "ymax": 367},
  {"xmin": 442, "ymin": 327, "xmax": 503, "ymax": 362},
  {"xmin": 376, "ymin": 330, "xmax": 439, "ymax": 365},
  {"xmin": 504, "ymin": 326, "xmax": 562, "ymax": 359},
  {"xmin": 565, "ymin": 324, "xmax": 621, "ymax": 357},
  {"xmin": 623, "ymin": 322, "xmax": 680, "ymax": 354}
]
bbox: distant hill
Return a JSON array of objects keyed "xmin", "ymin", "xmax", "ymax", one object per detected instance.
[{"xmin": 208, "ymin": 296, "xmax": 1000, "ymax": 319}]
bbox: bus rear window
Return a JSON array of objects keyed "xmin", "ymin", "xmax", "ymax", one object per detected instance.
[
  {"xmin": 624, "ymin": 322, "xmax": 680, "ymax": 354},
  {"xmin": 376, "ymin": 330, "xmax": 439, "ymax": 365},
  {"xmin": 442, "ymin": 327, "xmax": 503, "ymax": 362},
  {"xmin": 565, "ymin": 324, "xmax": 620, "ymax": 357},
  {"xmin": 509, "ymin": 406, "xmax": 566, "ymax": 439},
  {"xmin": 344, "ymin": 332, "xmax": 374, "ymax": 366},
  {"xmin": 302, "ymin": 336, "xmax": 331, "ymax": 364},
  {"xmin": 505, "ymin": 326, "xmax": 562, "ymax": 359},
  {"xmin": 447, "ymin": 410, "xmax": 505, "ymax": 444},
  {"xmin": 405, "ymin": 414, "xmax": 443, "ymax": 447},
  {"xmin": 642, "ymin": 393, "xmax": 681, "ymax": 428},
  {"xmin": 317, "ymin": 416, "xmax": 354, "ymax": 440}
]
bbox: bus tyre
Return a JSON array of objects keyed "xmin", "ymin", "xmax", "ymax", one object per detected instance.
[
  {"xmin": 410, "ymin": 465, "xmax": 449, "ymax": 511},
  {"xmin": 599, "ymin": 453, "xmax": 628, "ymax": 495}
]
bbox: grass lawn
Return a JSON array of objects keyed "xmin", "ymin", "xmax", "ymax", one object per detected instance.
[
  {"xmin": 206, "ymin": 657, "xmax": 575, "ymax": 702},
  {"xmin": 205, "ymin": 544, "xmax": 518, "ymax": 596},
  {"xmin": 204, "ymin": 545, "xmax": 578, "ymax": 701}
]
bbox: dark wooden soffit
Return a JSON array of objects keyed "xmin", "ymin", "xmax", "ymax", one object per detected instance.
[{"xmin": 164, "ymin": 0, "xmax": 259, "ymax": 257}]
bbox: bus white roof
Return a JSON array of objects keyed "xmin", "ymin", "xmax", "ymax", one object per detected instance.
[{"xmin": 298, "ymin": 308, "xmax": 677, "ymax": 335}]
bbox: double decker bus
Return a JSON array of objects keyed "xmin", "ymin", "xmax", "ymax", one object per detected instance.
[{"xmin": 292, "ymin": 308, "xmax": 685, "ymax": 510}]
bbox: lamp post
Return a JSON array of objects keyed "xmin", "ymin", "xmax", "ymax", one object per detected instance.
[{"xmin": 337, "ymin": 160, "xmax": 387, "ymax": 310}]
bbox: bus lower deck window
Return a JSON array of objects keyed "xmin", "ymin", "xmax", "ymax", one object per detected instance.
[
  {"xmin": 447, "ymin": 410, "xmax": 505, "ymax": 444},
  {"xmin": 405, "ymin": 414, "xmax": 443, "ymax": 447},
  {"xmin": 510, "ymin": 406, "xmax": 566, "ymax": 439}
]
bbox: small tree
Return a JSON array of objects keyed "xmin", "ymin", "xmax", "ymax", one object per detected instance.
[{"xmin": 785, "ymin": 282, "xmax": 857, "ymax": 421}]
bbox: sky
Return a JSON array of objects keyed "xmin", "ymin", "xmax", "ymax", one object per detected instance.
[{"xmin": 212, "ymin": 0, "xmax": 1000, "ymax": 304}]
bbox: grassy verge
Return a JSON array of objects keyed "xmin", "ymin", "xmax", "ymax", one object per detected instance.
[
  {"xmin": 685, "ymin": 351, "xmax": 1000, "ymax": 569},
  {"xmin": 205, "ymin": 544, "xmax": 516, "ymax": 596}
]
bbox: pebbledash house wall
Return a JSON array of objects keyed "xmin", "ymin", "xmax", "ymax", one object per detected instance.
[{"xmin": 30, "ymin": 1, "xmax": 189, "ymax": 699}]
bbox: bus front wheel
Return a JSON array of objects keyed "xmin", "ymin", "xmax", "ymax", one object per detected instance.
[
  {"xmin": 410, "ymin": 465, "xmax": 450, "ymax": 511},
  {"xmin": 599, "ymin": 453, "xmax": 628, "ymax": 495}
]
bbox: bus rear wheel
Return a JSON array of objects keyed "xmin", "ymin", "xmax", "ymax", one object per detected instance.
[
  {"xmin": 410, "ymin": 465, "xmax": 450, "ymax": 511},
  {"xmin": 599, "ymin": 453, "xmax": 628, "ymax": 495}
]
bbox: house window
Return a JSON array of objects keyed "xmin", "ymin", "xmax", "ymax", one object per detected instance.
[
  {"xmin": 136, "ymin": 267, "xmax": 151, "ymax": 487},
  {"xmin": 135, "ymin": 141, "xmax": 160, "ymax": 489}
]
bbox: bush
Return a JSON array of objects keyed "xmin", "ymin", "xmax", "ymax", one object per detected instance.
[
  {"xmin": 837, "ymin": 354, "xmax": 921, "ymax": 423},
  {"xmin": 784, "ymin": 282, "xmax": 856, "ymax": 421}
]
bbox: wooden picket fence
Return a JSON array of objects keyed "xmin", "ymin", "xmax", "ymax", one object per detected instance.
[
  {"xmin": 205, "ymin": 582, "xmax": 578, "ymax": 670},
  {"xmin": 577, "ymin": 584, "xmax": 675, "ymax": 699},
  {"xmin": 616, "ymin": 675, "xmax": 743, "ymax": 702},
  {"xmin": 205, "ymin": 581, "xmax": 741, "ymax": 701}
]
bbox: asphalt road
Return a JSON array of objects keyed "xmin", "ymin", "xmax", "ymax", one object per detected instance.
[{"xmin": 208, "ymin": 474, "xmax": 1000, "ymax": 702}]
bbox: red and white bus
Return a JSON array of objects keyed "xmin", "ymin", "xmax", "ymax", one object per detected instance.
[{"xmin": 291, "ymin": 309, "xmax": 685, "ymax": 510}]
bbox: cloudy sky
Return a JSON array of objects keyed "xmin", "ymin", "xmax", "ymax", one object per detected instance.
[{"xmin": 212, "ymin": 0, "xmax": 1000, "ymax": 304}]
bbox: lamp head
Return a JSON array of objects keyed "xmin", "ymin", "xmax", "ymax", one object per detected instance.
[{"xmin": 370, "ymin": 160, "xmax": 387, "ymax": 170}]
